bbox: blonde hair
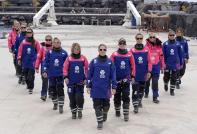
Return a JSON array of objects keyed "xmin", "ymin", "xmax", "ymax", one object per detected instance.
[
  {"xmin": 71, "ymin": 43, "xmax": 81, "ymax": 54},
  {"xmin": 98, "ymin": 44, "xmax": 107, "ymax": 51},
  {"xmin": 135, "ymin": 33, "xmax": 143, "ymax": 39},
  {"xmin": 45, "ymin": 35, "xmax": 52, "ymax": 40},
  {"xmin": 53, "ymin": 37, "xmax": 61, "ymax": 44}
]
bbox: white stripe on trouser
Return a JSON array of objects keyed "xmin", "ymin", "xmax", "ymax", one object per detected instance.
[
  {"xmin": 133, "ymin": 101, "xmax": 138, "ymax": 106},
  {"xmin": 123, "ymin": 109, "xmax": 129, "ymax": 115},
  {"xmin": 170, "ymin": 85, "xmax": 175, "ymax": 89},
  {"xmin": 71, "ymin": 108, "xmax": 77, "ymax": 112},
  {"xmin": 78, "ymin": 108, "xmax": 83, "ymax": 111},
  {"xmin": 52, "ymin": 99, "xmax": 58, "ymax": 104},
  {"xmin": 58, "ymin": 101, "xmax": 64, "ymax": 106},
  {"xmin": 97, "ymin": 116, "xmax": 103, "ymax": 122},
  {"xmin": 115, "ymin": 107, "xmax": 121, "ymax": 111}
]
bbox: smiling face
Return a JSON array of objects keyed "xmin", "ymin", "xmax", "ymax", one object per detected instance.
[
  {"xmin": 53, "ymin": 38, "xmax": 61, "ymax": 48},
  {"xmin": 149, "ymin": 33, "xmax": 156, "ymax": 43},
  {"xmin": 136, "ymin": 34, "xmax": 143, "ymax": 44},
  {"xmin": 73, "ymin": 45, "xmax": 80, "ymax": 54},
  {"xmin": 98, "ymin": 44, "xmax": 107, "ymax": 56},
  {"xmin": 26, "ymin": 28, "xmax": 33, "ymax": 38},
  {"xmin": 118, "ymin": 40, "xmax": 126, "ymax": 50}
]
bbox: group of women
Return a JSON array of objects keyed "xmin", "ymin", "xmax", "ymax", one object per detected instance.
[{"xmin": 8, "ymin": 20, "xmax": 189, "ymax": 130}]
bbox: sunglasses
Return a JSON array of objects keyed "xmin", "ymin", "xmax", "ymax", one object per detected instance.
[
  {"xmin": 45, "ymin": 39, "xmax": 52, "ymax": 41},
  {"xmin": 54, "ymin": 42, "xmax": 60, "ymax": 44},
  {"xmin": 136, "ymin": 38, "xmax": 143, "ymax": 40},
  {"xmin": 149, "ymin": 36, "xmax": 155, "ymax": 39},
  {"xmin": 119, "ymin": 42, "xmax": 126, "ymax": 45},
  {"xmin": 21, "ymin": 27, "xmax": 26, "ymax": 29},
  {"xmin": 26, "ymin": 31, "xmax": 32, "ymax": 34},
  {"xmin": 99, "ymin": 49, "xmax": 107, "ymax": 51},
  {"xmin": 169, "ymin": 34, "xmax": 175, "ymax": 36}
]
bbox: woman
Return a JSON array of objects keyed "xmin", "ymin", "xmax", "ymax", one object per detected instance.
[
  {"xmin": 175, "ymin": 28, "xmax": 189, "ymax": 89},
  {"xmin": 87, "ymin": 44, "xmax": 116, "ymax": 130},
  {"xmin": 110, "ymin": 38, "xmax": 135, "ymax": 121},
  {"xmin": 144, "ymin": 32, "xmax": 164, "ymax": 103},
  {"xmin": 130, "ymin": 33, "xmax": 152, "ymax": 113},
  {"xmin": 163, "ymin": 31, "xmax": 183, "ymax": 96},
  {"xmin": 17, "ymin": 27, "xmax": 40, "ymax": 94},
  {"xmin": 63, "ymin": 43, "xmax": 88, "ymax": 119},
  {"xmin": 35, "ymin": 35, "xmax": 53, "ymax": 101},
  {"xmin": 42, "ymin": 37, "xmax": 68, "ymax": 114}
]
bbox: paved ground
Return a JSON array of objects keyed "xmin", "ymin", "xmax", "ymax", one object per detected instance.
[{"xmin": 0, "ymin": 25, "xmax": 197, "ymax": 134}]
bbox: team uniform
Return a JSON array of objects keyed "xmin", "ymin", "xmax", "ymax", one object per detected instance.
[
  {"xmin": 8, "ymin": 28, "xmax": 18, "ymax": 75},
  {"xmin": 144, "ymin": 38, "xmax": 164, "ymax": 102},
  {"xmin": 175, "ymin": 37, "xmax": 189, "ymax": 88},
  {"xmin": 110, "ymin": 49, "xmax": 135, "ymax": 121},
  {"xmin": 130, "ymin": 45, "xmax": 152, "ymax": 113},
  {"xmin": 43, "ymin": 48, "xmax": 68, "ymax": 113},
  {"xmin": 35, "ymin": 42, "xmax": 52, "ymax": 100},
  {"xmin": 162, "ymin": 40, "xmax": 183, "ymax": 96},
  {"xmin": 87, "ymin": 56, "xmax": 117, "ymax": 129},
  {"xmin": 13, "ymin": 32, "xmax": 26, "ymax": 84},
  {"xmin": 17, "ymin": 39, "xmax": 40, "ymax": 94},
  {"xmin": 63, "ymin": 54, "xmax": 88, "ymax": 119}
]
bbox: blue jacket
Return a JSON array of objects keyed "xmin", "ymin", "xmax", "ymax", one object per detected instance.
[
  {"xmin": 110, "ymin": 51, "xmax": 135, "ymax": 82},
  {"xmin": 13, "ymin": 32, "xmax": 26, "ymax": 57},
  {"xmin": 87, "ymin": 57, "xmax": 117, "ymax": 99},
  {"xmin": 43, "ymin": 48, "xmax": 68, "ymax": 78},
  {"xmin": 163, "ymin": 40, "xmax": 183, "ymax": 70},
  {"xmin": 63, "ymin": 55, "xmax": 89, "ymax": 85},
  {"xmin": 176, "ymin": 37, "xmax": 189, "ymax": 60},
  {"xmin": 17, "ymin": 40, "xmax": 40, "ymax": 69},
  {"xmin": 130, "ymin": 47, "xmax": 152, "ymax": 82}
]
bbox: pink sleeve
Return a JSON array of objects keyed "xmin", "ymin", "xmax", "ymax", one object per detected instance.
[
  {"xmin": 35, "ymin": 41, "xmax": 41, "ymax": 53},
  {"xmin": 160, "ymin": 48, "xmax": 165, "ymax": 70},
  {"xmin": 83, "ymin": 56, "xmax": 89, "ymax": 78},
  {"xmin": 63, "ymin": 57, "xmax": 70, "ymax": 77},
  {"xmin": 17, "ymin": 42, "xmax": 23, "ymax": 60},
  {"xmin": 130, "ymin": 53, "xmax": 136, "ymax": 77},
  {"xmin": 147, "ymin": 50, "xmax": 152, "ymax": 72},
  {"xmin": 110, "ymin": 52, "xmax": 115, "ymax": 62},
  {"xmin": 7, "ymin": 32, "xmax": 12, "ymax": 49},
  {"xmin": 35, "ymin": 47, "xmax": 43, "ymax": 69}
]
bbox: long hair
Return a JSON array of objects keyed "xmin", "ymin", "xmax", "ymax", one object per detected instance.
[
  {"xmin": 71, "ymin": 42, "xmax": 81, "ymax": 54},
  {"xmin": 26, "ymin": 27, "xmax": 35, "ymax": 47}
]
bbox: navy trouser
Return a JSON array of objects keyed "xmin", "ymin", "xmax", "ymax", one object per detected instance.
[
  {"xmin": 23, "ymin": 68, "xmax": 35, "ymax": 90},
  {"xmin": 132, "ymin": 81, "xmax": 145, "ymax": 107},
  {"xmin": 67, "ymin": 84, "xmax": 84, "ymax": 113},
  {"xmin": 93, "ymin": 98, "xmax": 110, "ymax": 123},
  {"xmin": 41, "ymin": 75, "xmax": 49, "ymax": 97},
  {"xmin": 145, "ymin": 73, "xmax": 159, "ymax": 98},
  {"xmin": 49, "ymin": 76, "xmax": 65, "ymax": 107},
  {"xmin": 114, "ymin": 82, "xmax": 130, "ymax": 116},
  {"xmin": 163, "ymin": 69, "xmax": 177, "ymax": 92}
]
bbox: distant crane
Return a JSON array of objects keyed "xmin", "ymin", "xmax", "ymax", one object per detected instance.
[{"xmin": 33, "ymin": 0, "xmax": 58, "ymax": 27}]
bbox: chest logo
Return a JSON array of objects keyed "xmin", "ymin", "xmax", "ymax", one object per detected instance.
[
  {"xmin": 100, "ymin": 70, "xmax": 105, "ymax": 78},
  {"xmin": 138, "ymin": 56, "xmax": 143, "ymax": 64},
  {"xmin": 27, "ymin": 48, "xmax": 31, "ymax": 54},
  {"xmin": 75, "ymin": 66, "xmax": 80, "ymax": 73},
  {"xmin": 54, "ymin": 59, "xmax": 59, "ymax": 66},
  {"xmin": 170, "ymin": 49, "xmax": 175, "ymax": 55},
  {"xmin": 120, "ymin": 61, "xmax": 126, "ymax": 69}
]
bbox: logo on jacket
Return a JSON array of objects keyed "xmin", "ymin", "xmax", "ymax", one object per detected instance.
[
  {"xmin": 27, "ymin": 48, "xmax": 31, "ymax": 54},
  {"xmin": 54, "ymin": 59, "xmax": 59, "ymax": 66},
  {"xmin": 75, "ymin": 66, "xmax": 80, "ymax": 73},
  {"xmin": 138, "ymin": 56, "xmax": 143, "ymax": 64},
  {"xmin": 170, "ymin": 49, "xmax": 175, "ymax": 55},
  {"xmin": 100, "ymin": 70, "xmax": 105, "ymax": 78},
  {"xmin": 120, "ymin": 61, "xmax": 126, "ymax": 69}
]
